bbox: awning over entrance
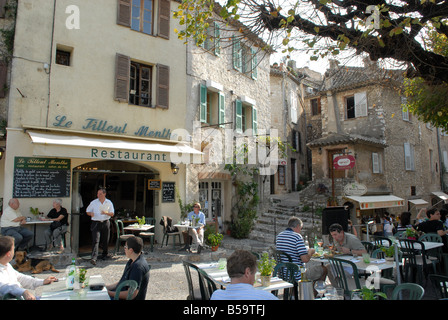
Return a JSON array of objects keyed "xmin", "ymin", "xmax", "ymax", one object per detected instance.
[
  {"xmin": 345, "ymin": 195, "xmax": 405, "ymax": 210},
  {"xmin": 27, "ymin": 130, "xmax": 202, "ymax": 162},
  {"xmin": 432, "ymin": 191, "xmax": 448, "ymax": 201},
  {"xmin": 408, "ymin": 199, "xmax": 428, "ymax": 206}
]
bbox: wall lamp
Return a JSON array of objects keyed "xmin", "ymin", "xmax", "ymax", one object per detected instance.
[
  {"xmin": 0, "ymin": 147, "xmax": 4, "ymax": 160},
  {"xmin": 171, "ymin": 162, "xmax": 179, "ymax": 175}
]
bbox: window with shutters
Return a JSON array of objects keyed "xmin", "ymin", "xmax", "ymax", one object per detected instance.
[
  {"xmin": 130, "ymin": 61, "xmax": 152, "ymax": 107},
  {"xmin": 345, "ymin": 92, "xmax": 367, "ymax": 119},
  {"xmin": 235, "ymin": 99, "xmax": 257, "ymax": 135},
  {"xmin": 201, "ymin": 21, "xmax": 220, "ymax": 55},
  {"xmin": 404, "ymin": 142, "xmax": 415, "ymax": 171},
  {"xmin": 199, "ymin": 84, "xmax": 225, "ymax": 127},
  {"xmin": 232, "ymin": 36, "xmax": 257, "ymax": 79},
  {"xmin": 372, "ymin": 152, "xmax": 382, "ymax": 174},
  {"xmin": 114, "ymin": 53, "xmax": 169, "ymax": 108},
  {"xmin": 117, "ymin": 0, "xmax": 170, "ymax": 39},
  {"xmin": 311, "ymin": 98, "xmax": 321, "ymax": 116}
]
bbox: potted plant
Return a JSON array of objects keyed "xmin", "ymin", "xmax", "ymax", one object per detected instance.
[
  {"xmin": 135, "ymin": 216, "xmax": 145, "ymax": 226},
  {"xmin": 405, "ymin": 227, "xmax": 418, "ymax": 240},
  {"xmin": 30, "ymin": 207, "xmax": 40, "ymax": 220},
  {"xmin": 78, "ymin": 268, "xmax": 88, "ymax": 288},
  {"xmin": 207, "ymin": 232, "xmax": 223, "ymax": 251},
  {"xmin": 257, "ymin": 252, "xmax": 276, "ymax": 287},
  {"xmin": 380, "ymin": 245, "xmax": 395, "ymax": 261},
  {"xmin": 359, "ymin": 286, "xmax": 387, "ymax": 300}
]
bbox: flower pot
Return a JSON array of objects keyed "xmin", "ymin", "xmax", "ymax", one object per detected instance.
[
  {"xmin": 211, "ymin": 245, "xmax": 219, "ymax": 251},
  {"xmin": 407, "ymin": 236, "xmax": 416, "ymax": 240},
  {"xmin": 385, "ymin": 256, "xmax": 394, "ymax": 262},
  {"xmin": 260, "ymin": 275, "xmax": 271, "ymax": 287}
]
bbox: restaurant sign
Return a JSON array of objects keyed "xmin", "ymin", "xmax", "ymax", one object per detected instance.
[
  {"xmin": 333, "ymin": 155, "xmax": 356, "ymax": 170},
  {"xmin": 359, "ymin": 199, "xmax": 405, "ymax": 210},
  {"xmin": 344, "ymin": 182, "xmax": 367, "ymax": 196}
]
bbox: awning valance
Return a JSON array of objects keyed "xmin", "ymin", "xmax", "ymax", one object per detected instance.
[
  {"xmin": 408, "ymin": 199, "xmax": 428, "ymax": 206},
  {"xmin": 27, "ymin": 130, "xmax": 202, "ymax": 162},
  {"xmin": 345, "ymin": 195, "xmax": 405, "ymax": 210},
  {"xmin": 432, "ymin": 192, "xmax": 448, "ymax": 201}
]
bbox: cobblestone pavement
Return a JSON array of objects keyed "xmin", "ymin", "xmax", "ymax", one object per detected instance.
[{"xmin": 33, "ymin": 236, "xmax": 267, "ymax": 300}]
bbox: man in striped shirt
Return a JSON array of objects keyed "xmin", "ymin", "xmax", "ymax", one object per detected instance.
[{"xmin": 276, "ymin": 217, "xmax": 327, "ymax": 282}]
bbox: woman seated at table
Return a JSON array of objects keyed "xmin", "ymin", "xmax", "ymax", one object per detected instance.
[{"xmin": 43, "ymin": 199, "xmax": 69, "ymax": 253}]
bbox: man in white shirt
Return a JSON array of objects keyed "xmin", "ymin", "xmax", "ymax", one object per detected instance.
[
  {"xmin": 0, "ymin": 199, "xmax": 33, "ymax": 250},
  {"xmin": 0, "ymin": 236, "xmax": 57, "ymax": 300},
  {"xmin": 86, "ymin": 188, "xmax": 114, "ymax": 265}
]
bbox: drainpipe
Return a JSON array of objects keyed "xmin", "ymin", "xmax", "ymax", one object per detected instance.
[{"xmin": 45, "ymin": 0, "xmax": 57, "ymax": 127}]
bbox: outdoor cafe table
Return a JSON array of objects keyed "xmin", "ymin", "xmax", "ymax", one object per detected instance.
[
  {"xmin": 123, "ymin": 224, "xmax": 154, "ymax": 233},
  {"xmin": 196, "ymin": 262, "xmax": 294, "ymax": 293},
  {"xmin": 40, "ymin": 275, "xmax": 109, "ymax": 300},
  {"xmin": 25, "ymin": 219, "xmax": 52, "ymax": 251},
  {"xmin": 312, "ymin": 254, "xmax": 398, "ymax": 273},
  {"xmin": 173, "ymin": 223, "xmax": 202, "ymax": 251}
]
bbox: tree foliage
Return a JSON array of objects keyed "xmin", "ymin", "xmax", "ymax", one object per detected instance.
[{"xmin": 173, "ymin": 0, "xmax": 448, "ymax": 128}]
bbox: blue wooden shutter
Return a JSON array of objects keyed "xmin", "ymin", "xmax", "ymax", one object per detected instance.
[
  {"xmin": 235, "ymin": 99, "xmax": 242, "ymax": 133},
  {"xmin": 200, "ymin": 84, "xmax": 207, "ymax": 123},
  {"xmin": 214, "ymin": 22, "xmax": 220, "ymax": 56},
  {"xmin": 233, "ymin": 36, "xmax": 242, "ymax": 71},
  {"xmin": 218, "ymin": 92, "xmax": 225, "ymax": 128},
  {"xmin": 252, "ymin": 106, "xmax": 258, "ymax": 135},
  {"xmin": 251, "ymin": 48, "xmax": 257, "ymax": 80}
]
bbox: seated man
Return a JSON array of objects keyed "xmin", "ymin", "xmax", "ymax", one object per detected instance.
[
  {"xmin": 187, "ymin": 203, "xmax": 206, "ymax": 253},
  {"xmin": 211, "ymin": 250, "xmax": 278, "ymax": 300},
  {"xmin": 415, "ymin": 208, "xmax": 448, "ymax": 252},
  {"xmin": 0, "ymin": 199, "xmax": 33, "ymax": 250},
  {"xmin": 0, "ymin": 236, "xmax": 57, "ymax": 300},
  {"xmin": 276, "ymin": 216, "xmax": 327, "ymax": 282},
  {"xmin": 107, "ymin": 236, "xmax": 150, "ymax": 300},
  {"xmin": 329, "ymin": 223, "xmax": 367, "ymax": 256}
]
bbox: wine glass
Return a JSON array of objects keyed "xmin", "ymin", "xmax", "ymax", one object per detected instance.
[
  {"xmin": 314, "ymin": 280, "xmax": 326, "ymax": 299},
  {"xmin": 351, "ymin": 290, "xmax": 363, "ymax": 300}
]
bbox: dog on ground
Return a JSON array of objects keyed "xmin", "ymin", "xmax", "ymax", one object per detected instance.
[{"xmin": 13, "ymin": 251, "xmax": 59, "ymax": 274}]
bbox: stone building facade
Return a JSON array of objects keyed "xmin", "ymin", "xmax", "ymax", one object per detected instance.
[
  {"xmin": 305, "ymin": 59, "xmax": 448, "ymax": 224},
  {"xmin": 184, "ymin": 6, "xmax": 272, "ymax": 232}
]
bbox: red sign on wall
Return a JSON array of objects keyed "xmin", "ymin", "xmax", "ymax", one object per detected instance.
[{"xmin": 333, "ymin": 155, "xmax": 356, "ymax": 170}]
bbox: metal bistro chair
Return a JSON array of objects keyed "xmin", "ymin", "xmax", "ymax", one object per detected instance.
[
  {"xmin": 328, "ymin": 257, "xmax": 362, "ymax": 297},
  {"xmin": 139, "ymin": 217, "xmax": 155, "ymax": 253},
  {"xmin": 390, "ymin": 283, "xmax": 425, "ymax": 300},
  {"xmin": 429, "ymin": 274, "xmax": 448, "ymax": 299},
  {"xmin": 114, "ymin": 219, "xmax": 134, "ymax": 255},
  {"xmin": 160, "ymin": 216, "xmax": 182, "ymax": 248},
  {"xmin": 113, "ymin": 280, "xmax": 139, "ymax": 300},
  {"xmin": 273, "ymin": 262, "xmax": 300, "ymax": 300}
]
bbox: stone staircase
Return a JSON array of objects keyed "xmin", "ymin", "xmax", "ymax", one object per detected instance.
[{"xmin": 248, "ymin": 192, "xmax": 323, "ymax": 247}]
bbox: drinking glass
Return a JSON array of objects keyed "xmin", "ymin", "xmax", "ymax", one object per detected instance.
[
  {"xmin": 335, "ymin": 288, "xmax": 345, "ymax": 300},
  {"xmin": 314, "ymin": 280, "xmax": 326, "ymax": 299},
  {"xmin": 351, "ymin": 290, "xmax": 363, "ymax": 300},
  {"xmin": 362, "ymin": 253, "xmax": 371, "ymax": 264},
  {"xmin": 325, "ymin": 285, "xmax": 335, "ymax": 300}
]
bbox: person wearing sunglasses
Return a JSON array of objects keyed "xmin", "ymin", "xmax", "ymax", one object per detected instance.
[{"xmin": 187, "ymin": 203, "xmax": 206, "ymax": 253}]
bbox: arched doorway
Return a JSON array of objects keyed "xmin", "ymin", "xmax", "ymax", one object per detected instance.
[{"xmin": 72, "ymin": 160, "xmax": 159, "ymax": 252}]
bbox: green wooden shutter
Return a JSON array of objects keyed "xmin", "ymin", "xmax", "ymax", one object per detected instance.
[
  {"xmin": 218, "ymin": 92, "xmax": 225, "ymax": 128},
  {"xmin": 200, "ymin": 84, "xmax": 207, "ymax": 123},
  {"xmin": 214, "ymin": 22, "xmax": 220, "ymax": 56},
  {"xmin": 233, "ymin": 36, "xmax": 241, "ymax": 71},
  {"xmin": 235, "ymin": 99, "xmax": 242, "ymax": 133},
  {"xmin": 251, "ymin": 48, "xmax": 257, "ymax": 80},
  {"xmin": 252, "ymin": 106, "xmax": 258, "ymax": 136}
]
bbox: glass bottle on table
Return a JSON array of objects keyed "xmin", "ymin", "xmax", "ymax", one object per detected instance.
[{"xmin": 66, "ymin": 258, "xmax": 77, "ymax": 290}]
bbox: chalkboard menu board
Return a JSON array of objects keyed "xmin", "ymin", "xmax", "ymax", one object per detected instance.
[
  {"xmin": 148, "ymin": 179, "xmax": 161, "ymax": 190},
  {"xmin": 162, "ymin": 182, "xmax": 175, "ymax": 203},
  {"xmin": 13, "ymin": 157, "xmax": 71, "ymax": 198}
]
